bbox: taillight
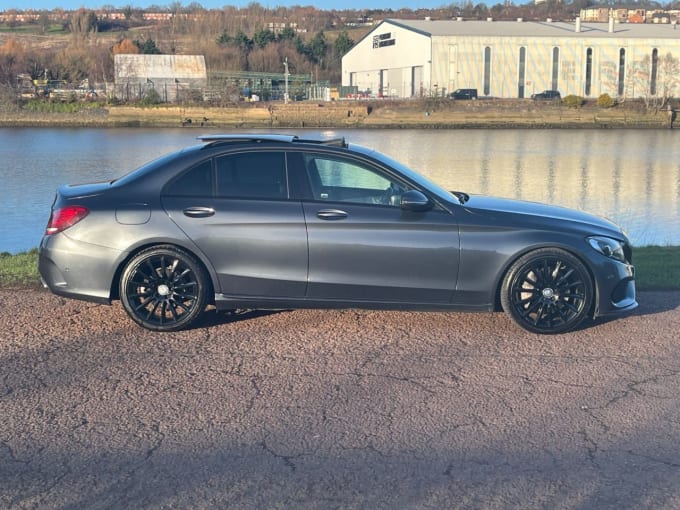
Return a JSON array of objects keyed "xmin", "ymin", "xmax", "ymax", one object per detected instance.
[{"xmin": 45, "ymin": 205, "xmax": 89, "ymax": 235}]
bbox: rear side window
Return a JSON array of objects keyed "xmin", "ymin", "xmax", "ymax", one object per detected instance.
[
  {"xmin": 216, "ymin": 152, "xmax": 287, "ymax": 199},
  {"xmin": 164, "ymin": 160, "xmax": 213, "ymax": 196}
]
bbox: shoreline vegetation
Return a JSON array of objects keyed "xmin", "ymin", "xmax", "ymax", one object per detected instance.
[
  {"xmin": 2, "ymin": 246, "xmax": 679, "ymax": 291},
  {"xmin": 0, "ymin": 98, "xmax": 675, "ymax": 130}
]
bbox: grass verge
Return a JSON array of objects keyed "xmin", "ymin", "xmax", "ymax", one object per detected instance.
[
  {"xmin": 633, "ymin": 246, "xmax": 680, "ymax": 291},
  {"xmin": 0, "ymin": 249, "xmax": 41, "ymax": 287},
  {"xmin": 1, "ymin": 246, "xmax": 678, "ymax": 291}
]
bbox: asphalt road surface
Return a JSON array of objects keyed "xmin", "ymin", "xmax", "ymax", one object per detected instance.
[{"xmin": 2, "ymin": 288, "xmax": 680, "ymax": 509}]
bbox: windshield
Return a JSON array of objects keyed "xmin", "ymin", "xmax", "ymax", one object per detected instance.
[{"xmin": 348, "ymin": 144, "xmax": 459, "ymax": 204}]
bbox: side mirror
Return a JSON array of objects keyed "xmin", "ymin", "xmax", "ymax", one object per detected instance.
[{"xmin": 400, "ymin": 189, "xmax": 432, "ymax": 212}]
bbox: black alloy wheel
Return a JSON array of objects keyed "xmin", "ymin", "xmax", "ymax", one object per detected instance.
[
  {"xmin": 120, "ymin": 245, "xmax": 208, "ymax": 331},
  {"xmin": 501, "ymin": 248, "xmax": 593, "ymax": 334}
]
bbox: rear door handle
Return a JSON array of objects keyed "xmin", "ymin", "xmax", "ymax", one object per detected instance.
[
  {"xmin": 183, "ymin": 207, "xmax": 215, "ymax": 218},
  {"xmin": 317, "ymin": 209, "xmax": 348, "ymax": 220}
]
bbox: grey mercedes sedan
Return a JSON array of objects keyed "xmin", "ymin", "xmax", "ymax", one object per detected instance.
[{"xmin": 39, "ymin": 134, "xmax": 637, "ymax": 334}]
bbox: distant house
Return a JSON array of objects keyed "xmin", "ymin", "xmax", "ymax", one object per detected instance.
[{"xmin": 114, "ymin": 54, "xmax": 207, "ymax": 103}]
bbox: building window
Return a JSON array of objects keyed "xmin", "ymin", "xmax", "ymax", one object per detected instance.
[
  {"xmin": 585, "ymin": 48, "xmax": 593, "ymax": 96},
  {"xmin": 618, "ymin": 49, "xmax": 625, "ymax": 97},
  {"xmin": 650, "ymin": 48, "xmax": 658, "ymax": 96},
  {"xmin": 552, "ymin": 47, "xmax": 559, "ymax": 91},
  {"xmin": 518, "ymin": 47, "xmax": 526, "ymax": 98},
  {"xmin": 484, "ymin": 47, "xmax": 491, "ymax": 96}
]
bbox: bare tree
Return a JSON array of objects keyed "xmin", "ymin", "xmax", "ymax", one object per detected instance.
[
  {"xmin": 0, "ymin": 38, "xmax": 24, "ymax": 87},
  {"xmin": 626, "ymin": 56, "xmax": 651, "ymax": 106},
  {"xmin": 656, "ymin": 52, "xmax": 680, "ymax": 106},
  {"xmin": 68, "ymin": 8, "xmax": 99, "ymax": 39}
]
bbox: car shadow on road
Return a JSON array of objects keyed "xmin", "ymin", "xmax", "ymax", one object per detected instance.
[
  {"xmin": 631, "ymin": 290, "xmax": 680, "ymax": 315},
  {"xmin": 190, "ymin": 291, "xmax": 679, "ymax": 332},
  {"xmin": 191, "ymin": 308, "xmax": 289, "ymax": 329},
  {"xmin": 588, "ymin": 290, "xmax": 680, "ymax": 330}
]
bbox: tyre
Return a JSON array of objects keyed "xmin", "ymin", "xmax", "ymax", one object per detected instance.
[
  {"xmin": 501, "ymin": 248, "xmax": 593, "ymax": 334},
  {"xmin": 120, "ymin": 245, "xmax": 208, "ymax": 331}
]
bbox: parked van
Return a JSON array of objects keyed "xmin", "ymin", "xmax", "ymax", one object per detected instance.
[{"xmin": 450, "ymin": 88, "xmax": 478, "ymax": 100}]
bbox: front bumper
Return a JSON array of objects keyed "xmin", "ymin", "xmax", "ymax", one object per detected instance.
[{"xmin": 592, "ymin": 258, "xmax": 637, "ymax": 318}]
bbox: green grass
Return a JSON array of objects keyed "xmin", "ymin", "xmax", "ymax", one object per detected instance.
[
  {"xmin": 0, "ymin": 249, "xmax": 40, "ymax": 287},
  {"xmin": 633, "ymin": 246, "xmax": 680, "ymax": 291},
  {"xmin": 23, "ymin": 100, "xmax": 102, "ymax": 114},
  {"xmin": 1, "ymin": 246, "xmax": 679, "ymax": 290},
  {"xmin": 0, "ymin": 23, "xmax": 67, "ymax": 35}
]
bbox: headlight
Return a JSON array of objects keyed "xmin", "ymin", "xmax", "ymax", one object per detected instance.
[{"xmin": 588, "ymin": 236, "xmax": 626, "ymax": 262}]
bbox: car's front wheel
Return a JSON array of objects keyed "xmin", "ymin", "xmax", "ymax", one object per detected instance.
[
  {"xmin": 120, "ymin": 245, "xmax": 208, "ymax": 331},
  {"xmin": 501, "ymin": 248, "xmax": 593, "ymax": 334}
]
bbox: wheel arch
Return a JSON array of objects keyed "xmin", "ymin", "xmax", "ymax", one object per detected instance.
[
  {"xmin": 492, "ymin": 243, "xmax": 599, "ymax": 316},
  {"xmin": 109, "ymin": 241, "xmax": 216, "ymax": 304}
]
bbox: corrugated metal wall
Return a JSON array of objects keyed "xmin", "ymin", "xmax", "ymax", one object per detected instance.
[{"xmin": 114, "ymin": 54, "xmax": 207, "ymax": 103}]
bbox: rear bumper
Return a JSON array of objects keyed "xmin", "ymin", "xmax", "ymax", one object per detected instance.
[{"xmin": 38, "ymin": 233, "xmax": 123, "ymax": 304}]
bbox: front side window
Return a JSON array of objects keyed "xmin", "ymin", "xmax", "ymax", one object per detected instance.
[
  {"xmin": 304, "ymin": 153, "xmax": 407, "ymax": 206},
  {"xmin": 216, "ymin": 151, "xmax": 287, "ymax": 199}
]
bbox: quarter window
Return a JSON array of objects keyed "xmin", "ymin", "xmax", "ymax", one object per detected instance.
[
  {"xmin": 164, "ymin": 160, "xmax": 213, "ymax": 196},
  {"xmin": 216, "ymin": 152, "xmax": 287, "ymax": 199}
]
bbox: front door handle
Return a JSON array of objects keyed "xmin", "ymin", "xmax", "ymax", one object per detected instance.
[
  {"xmin": 183, "ymin": 207, "xmax": 215, "ymax": 218},
  {"xmin": 317, "ymin": 209, "xmax": 348, "ymax": 220}
]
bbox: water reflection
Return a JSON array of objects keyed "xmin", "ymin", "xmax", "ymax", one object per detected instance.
[
  {"xmin": 340, "ymin": 128, "xmax": 680, "ymax": 247},
  {"xmin": 1, "ymin": 127, "xmax": 679, "ymax": 253}
]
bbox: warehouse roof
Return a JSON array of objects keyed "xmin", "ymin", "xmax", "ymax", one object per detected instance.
[{"xmin": 383, "ymin": 18, "xmax": 680, "ymax": 39}]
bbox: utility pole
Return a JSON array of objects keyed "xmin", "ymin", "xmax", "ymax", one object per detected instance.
[{"xmin": 284, "ymin": 57, "xmax": 289, "ymax": 104}]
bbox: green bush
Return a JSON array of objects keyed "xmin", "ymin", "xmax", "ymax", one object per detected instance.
[
  {"xmin": 597, "ymin": 93, "xmax": 616, "ymax": 108},
  {"xmin": 139, "ymin": 88, "xmax": 162, "ymax": 106},
  {"xmin": 23, "ymin": 100, "xmax": 82, "ymax": 113},
  {"xmin": 562, "ymin": 95, "xmax": 585, "ymax": 108}
]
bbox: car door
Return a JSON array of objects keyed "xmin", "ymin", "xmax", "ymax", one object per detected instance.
[
  {"xmin": 300, "ymin": 151, "xmax": 460, "ymax": 304},
  {"xmin": 162, "ymin": 151, "xmax": 308, "ymax": 297}
]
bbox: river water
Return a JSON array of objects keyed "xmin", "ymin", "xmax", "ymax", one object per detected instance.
[{"xmin": 1, "ymin": 127, "xmax": 679, "ymax": 253}]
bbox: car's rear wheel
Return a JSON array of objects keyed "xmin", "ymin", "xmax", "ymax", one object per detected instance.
[
  {"xmin": 501, "ymin": 248, "xmax": 593, "ymax": 334},
  {"xmin": 120, "ymin": 245, "xmax": 208, "ymax": 331}
]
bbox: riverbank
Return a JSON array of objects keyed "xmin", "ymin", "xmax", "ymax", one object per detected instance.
[{"xmin": 0, "ymin": 98, "xmax": 672, "ymax": 129}]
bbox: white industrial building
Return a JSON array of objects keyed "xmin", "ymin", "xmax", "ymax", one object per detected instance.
[{"xmin": 341, "ymin": 18, "xmax": 680, "ymax": 99}]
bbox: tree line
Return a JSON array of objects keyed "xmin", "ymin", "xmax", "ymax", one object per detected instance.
[{"xmin": 0, "ymin": 5, "xmax": 357, "ymax": 97}]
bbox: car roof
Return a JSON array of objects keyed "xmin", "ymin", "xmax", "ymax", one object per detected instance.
[{"xmin": 197, "ymin": 133, "xmax": 347, "ymax": 148}]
